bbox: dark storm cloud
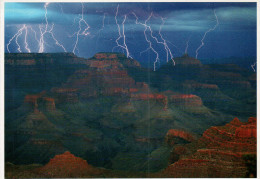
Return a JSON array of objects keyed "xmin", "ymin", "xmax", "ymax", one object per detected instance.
[
  {"xmin": 5, "ymin": 2, "xmax": 256, "ymax": 33},
  {"xmin": 4, "ymin": 2, "xmax": 256, "ymax": 60}
]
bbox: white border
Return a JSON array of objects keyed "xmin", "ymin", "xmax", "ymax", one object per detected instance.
[
  {"xmin": 0, "ymin": 0, "xmax": 258, "ymax": 179},
  {"xmin": 0, "ymin": 0, "xmax": 5, "ymax": 179}
]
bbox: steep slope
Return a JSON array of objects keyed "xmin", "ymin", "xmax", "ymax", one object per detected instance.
[
  {"xmin": 37, "ymin": 151, "xmax": 101, "ymax": 177},
  {"xmin": 157, "ymin": 117, "xmax": 256, "ymax": 178}
]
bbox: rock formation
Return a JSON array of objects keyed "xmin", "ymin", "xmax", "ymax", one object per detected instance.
[
  {"xmin": 24, "ymin": 91, "xmax": 56, "ymax": 112},
  {"xmin": 159, "ymin": 117, "xmax": 256, "ymax": 178},
  {"xmin": 37, "ymin": 151, "xmax": 99, "ymax": 177},
  {"xmin": 170, "ymin": 94, "xmax": 203, "ymax": 107},
  {"xmin": 173, "ymin": 54, "xmax": 202, "ymax": 65},
  {"xmin": 165, "ymin": 129, "xmax": 196, "ymax": 145}
]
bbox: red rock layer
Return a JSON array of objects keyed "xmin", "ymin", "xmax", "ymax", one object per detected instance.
[
  {"xmin": 51, "ymin": 55, "xmax": 144, "ymax": 102},
  {"xmin": 38, "ymin": 151, "xmax": 95, "ymax": 177},
  {"xmin": 94, "ymin": 53, "xmax": 119, "ymax": 60},
  {"xmin": 24, "ymin": 92, "xmax": 56, "ymax": 111},
  {"xmin": 165, "ymin": 129, "xmax": 196, "ymax": 145},
  {"xmin": 36, "ymin": 53, "xmax": 202, "ymax": 110},
  {"xmin": 161, "ymin": 117, "xmax": 256, "ymax": 178},
  {"xmin": 170, "ymin": 94, "xmax": 203, "ymax": 107}
]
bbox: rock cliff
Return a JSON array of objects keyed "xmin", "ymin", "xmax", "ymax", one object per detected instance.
[{"xmin": 159, "ymin": 117, "xmax": 256, "ymax": 178}]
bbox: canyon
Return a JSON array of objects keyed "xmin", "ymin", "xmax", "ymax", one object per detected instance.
[{"xmin": 5, "ymin": 52, "xmax": 256, "ymax": 177}]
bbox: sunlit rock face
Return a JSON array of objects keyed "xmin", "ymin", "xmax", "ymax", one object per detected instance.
[
  {"xmin": 159, "ymin": 117, "xmax": 256, "ymax": 178},
  {"xmin": 38, "ymin": 151, "xmax": 99, "ymax": 178}
]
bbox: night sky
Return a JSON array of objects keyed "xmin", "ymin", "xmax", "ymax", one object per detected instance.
[{"xmin": 5, "ymin": 2, "xmax": 256, "ymax": 67}]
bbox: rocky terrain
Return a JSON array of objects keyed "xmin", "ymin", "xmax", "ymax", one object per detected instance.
[
  {"xmin": 5, "ymin": 117, "xmax": 256, "ymax": 178},
  {"xmin": 36, "ymin": 151, "xmax": 101, "ymax": 177},
  {"xmin": 157, "ymin": 117, "xmax": 256, "ymax": 178},
  {"xmin": 5, "ymin": 52, "xmax": 256, "ymax": 177}
]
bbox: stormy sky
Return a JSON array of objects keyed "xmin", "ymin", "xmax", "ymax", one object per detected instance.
[{"xmin": 5, "ymin": 2, "xmax": 256, "ymax": 67}]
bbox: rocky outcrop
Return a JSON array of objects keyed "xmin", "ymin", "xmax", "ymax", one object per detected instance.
[
  {"xmin": 88, "ymin": 60, "xmax": 124, "ymax": 69},
  {"xmin": 52, "ymin": 54, "xmax": 143, "ymax": 101},
  {"xmin": 173, "ymin": 54, "xmax": 202, "ymax": 65},
  {"xmin": 94, "ymin": 53, "xmax": 123, "ymax": 60},
  {"xmin": 5, "ymin": 53, "xmax": 87, "ymax": 65},
  {"xmin": 24, "ymin": 92, "xmax": 56, "ymax": 112},
  {"xmin": 183, "ymin": 81, "xmax": 219, "ymax": 90},
  {"xmin": 43, "ymin": 97, "xmax": 56, "ymax": 111},
  {"xmin": 235, "ymin": 118, "xmax": 256, "ymax": 138},
  {"xmin": 159, "ymin": 117, "xmax": 256, "ymax": 178},
  {"xmin": 165, "ymin": 129, "xmax": 196, "ymax": 145},
  {"xmin": 6, "ymin": 59, "xmax": 36, "ymax": 65},
  {"xmin": 170, "ymin": 94, "xmax": 203, "ymax": 107},
  {"xmin": 131, "ymin": 93, "xmax": 168, "ymax": 108},
  {"xmin": 38, "ymin": 151, "xmax": 98, "ymax": 177},
  {"xmin": 51, "ymin": 87, "xmax": 79, "ymax": 103}
]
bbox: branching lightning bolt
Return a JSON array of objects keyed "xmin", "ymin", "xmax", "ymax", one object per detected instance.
[
  {"xmin": 158, "ymin": 17, "xmax": 174, "ymax": 63},
  {"xmin": 38, "ymin": 2, "xmax": 67, "ymax": 53},
  {"xmin": 196, "ymin": 9, "xmax": 219, "ymax": 59},
  {"xmin": 7, "ymin": 24, "xmax": 32, "ymax": 53},
  {"xmin": 7, "ymin": 3, "xmax": 67, "ymax": 53},
  {"xmin": 48, "ymin": 24, "xmax": 67, "ymax": 52},
  {"xmin": 133, "ymin": 12, "xmax": 175, "ymax": 70},
  {"xmin": 121, "ymin": 15, "xmax": 132, "ymax": 58},
  {"xmin": 7, "ymin": 25, "xmax": 24, "ymax": 53},
  {"xmin": 39, "ymin": 3, "xmax": 50, "ymax": 53},
  {"xmin": 24, "ymin": 26, "xmax": 31, "ymax": 53},
  {"xmin": 251, "ymin": 62, "xmax": 256, "ymax": 72},
  {"xmin": 113, "ymin": 5, "xmax": 132, "ymax": 58},
  {"xmin": 72, "ymin": 3, "xmax": 90, "ymax": 55},
  {"xmin": 133, "ymin": 12, "xmax": 159, "ymax": 71}
]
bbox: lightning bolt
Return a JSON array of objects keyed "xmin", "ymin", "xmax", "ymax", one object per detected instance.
[
  {"xmin": 6, "ymin": 25, "xmax": 24, "ymax": 53},
  {"xmin": 98, "ymin": 13, "xmax": 106, "ymax": 34},
  {"xmin": 24, "ymin": 26, "xmax": 31, "ymax": 53},
  {"xmin": 15, "ymin": 25, "xmax": 25, "ymax": 53},
  {"xmin": 28, "ymin": 26, "xmax": 40, "ymax": 45},
  {"xmin": 133, "ymin": 12, "xmax": 159, "ymax": 71},
  {"xmin": 113, "ymin": 5, "xmax": 132, "ymax": 58},
  {"xmin": 122, "ymin": 15, "xmax": 132, "ymax": 58},
  {"xmin": 196, "ymin": 9, "xmax": 219, "ymax": 59},
  {"xmin": 38, "ymin": 2, "xmax": 67, "ymax": 53},
  {"xmin": 158, "ymin": 17, "xmax": 174, "ymax": 63},
  {"xmin": 72, "ymin": 3, "xmax": 90, "ymax": 55},
  {"xmin": 39, "ymin": 2, "xmax": 50, "ymax": 53},
  {"xmin": 48, "ymin": 24, "xmax": 67, "ymax": 52},
  {"xmin": 251, "ymin": 62, "xmax": 256, "ymax": 72},
  {"xmin": 133, "ymin": 12, "xmax": 174, "ymax": 70},
  {"xmin": 7, "ymin": 24, "xmax": 32, "ymax": 53},
  {"xmin": 185, "ymin": 36, "xmax": 191, "ymax": 54}
]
